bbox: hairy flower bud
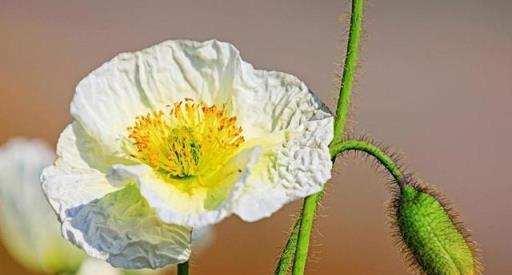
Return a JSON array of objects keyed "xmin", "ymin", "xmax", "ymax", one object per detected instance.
[{"xmin": 392, "ymin": 183, "xmax": 481, "ymax": 275}]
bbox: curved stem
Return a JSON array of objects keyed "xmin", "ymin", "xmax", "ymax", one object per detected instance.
[
  {"xmin": 332, "ymin": 0, "xmax": 364, "ymax": 143},
  {"xmin": 289, "ymin": 141, "xmax": 401, "ymax": 274},
  {"xmin": 290, "ymin": 0, "xmax": 364, "ymax": 274},
  {"xmin": 178, "ymin": 261, "xmax": 189, "ymax": 275},
  {"xmin": 281, "ymin": 140, "xmax": 403, "ymax": 274},
  {"xmin": 330, "ymin": 140, "xmax": 403, "ymax": 187}
]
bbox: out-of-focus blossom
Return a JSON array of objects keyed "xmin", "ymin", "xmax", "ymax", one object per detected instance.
[
  {"xmin": 0, "ymin": 139, "xmax": 84, "ymax": 273},
  {"xmin": 76, "ymin": 258, "xmax": 123, "ymax": 275},
  {"xmin": 42, "ymin": 39, "xmax": 332, "ymax": 268}
]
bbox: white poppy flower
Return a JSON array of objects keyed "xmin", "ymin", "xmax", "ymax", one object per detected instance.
[{"xmin": 42, "ymin": 40, "xmax": 333, "ymax": 268}]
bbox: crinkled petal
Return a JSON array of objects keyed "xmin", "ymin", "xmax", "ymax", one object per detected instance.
[
  {"xmin": 71, "ymin": 40, "xmax": 242, "ymax": 156},
  {"xmin": 107, "ymin": 146, "xmax": 262, "ymax": 227},
  {"xmin": 42, "ymin": 123, "xmax": 191, "ymax": 269},
  {"xmin": 42, "ymin": 123, "xmax": 121, "ymax": 218},
  {"xmin": 231, "ymin": 70, "xmax": 334, "ymax": 222},
  {"xmin": 64, "ymin": 184, "xmax": 191, "ymax": 269}
]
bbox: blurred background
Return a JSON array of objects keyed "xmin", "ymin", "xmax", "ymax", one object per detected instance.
[{"xmin": 0, "ymin": 0, "xmax": 511, "ymax": 274}]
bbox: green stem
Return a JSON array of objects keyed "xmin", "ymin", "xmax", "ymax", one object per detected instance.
[
  {"xmin": 329, "ymin": 140, "xmax": 402, "ymax": 186},
  {"xmin": 332, "ymin": 0, "xmax": 364, "ymax": 143},
  {"xmin": 278, "ymin": 139, "xmax": 403, "ymax": 274},
  {"xmin": 291, "ymin": 192, "xmax": 322, "ymax": 275},
  {"xmin": 290, "ymin": 141, "xmax": 401, "ymax": 274},
  {"xmin": 274, "ymin": 216, "xmax": 302, "ymax": 275},
  {"xmin": 290, "ymin": 0, "xmax": 364, "ymax": 274},
  {"xmin": 178, "ymin": 261, "xmax": 189, "ymax": 275}
]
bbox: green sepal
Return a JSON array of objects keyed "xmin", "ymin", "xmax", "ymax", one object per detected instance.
[{"xmin": 396, "ymin": 185, "xmax": 479, "ymax": 275}]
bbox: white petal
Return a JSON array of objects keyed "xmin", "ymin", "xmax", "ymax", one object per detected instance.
[
  {"xmin": 0, "ymin": 139, "xmax": 84, "ymax": 273},
  {"xmin": 108, "ymin": 146, "xmax": 262, "ymax": 227},
  {"xmin": 42, "ymin": 123, "xmax": 191, "ymax": 269},
  {"xmin": 231, "ymin": 179, "xmax": 290, "ymax": 222},
  {"xmin": 231, "ymin": 70, "xmax": 334, "ymax": 222},
  {"xmin": 63, "ymin": 184, "xmax": 191, "ymax": 269},
  {"xmin": 71, "ymin": 40, "xmax": 243, "ymax": 156},
  {"xmin": 42, "ymin": 123, "xmax": 120, "ymax": 219}
]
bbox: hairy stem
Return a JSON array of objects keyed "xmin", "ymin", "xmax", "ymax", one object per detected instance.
[
  {"xmin": 290, "ymin": 0, "xmax": 364, "ymax": 274},
  {"xmin": 281, "ymin": 140, "xmax": 402, "ymax": 274},
  {"xmin": 177, "ymin": 261, "xmax": 189, "ymax": 275},
  {"xmin": 332, "ymin": 0, "xmax": 364, "ymax": 143},
  {"xmin": 330, "ymin": 140, "xmax": 402, "ymax": 186},
  {"xmin": 291, "ymin": 192, "xmax": 323, "ymax": 275},
  {"xmin": 274, "ymin": 217, "xmax": 302, "ymax": 275},
  {"xmin": 288, "ymin": 139, "xmax": 402, "ymax": 274}
]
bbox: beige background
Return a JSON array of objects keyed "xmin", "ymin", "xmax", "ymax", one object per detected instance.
[{"xmin": 1, "ymin": 0, "xmax": 511, "ymax": 274}]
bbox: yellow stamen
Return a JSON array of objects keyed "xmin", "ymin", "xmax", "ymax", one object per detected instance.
[{"xmin": 127, "ymin": 100, "xmax": 245, "ymax": 179}]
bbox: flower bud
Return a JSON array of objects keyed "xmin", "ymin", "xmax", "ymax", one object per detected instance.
[{"xmin": 393, "ymin": 184, "xmax": 480, "ymax": 275}]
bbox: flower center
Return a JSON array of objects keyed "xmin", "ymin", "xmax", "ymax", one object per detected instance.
[{"xmin": 127, "ymin": 99, "xmax": 245, "ymax": 179}]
